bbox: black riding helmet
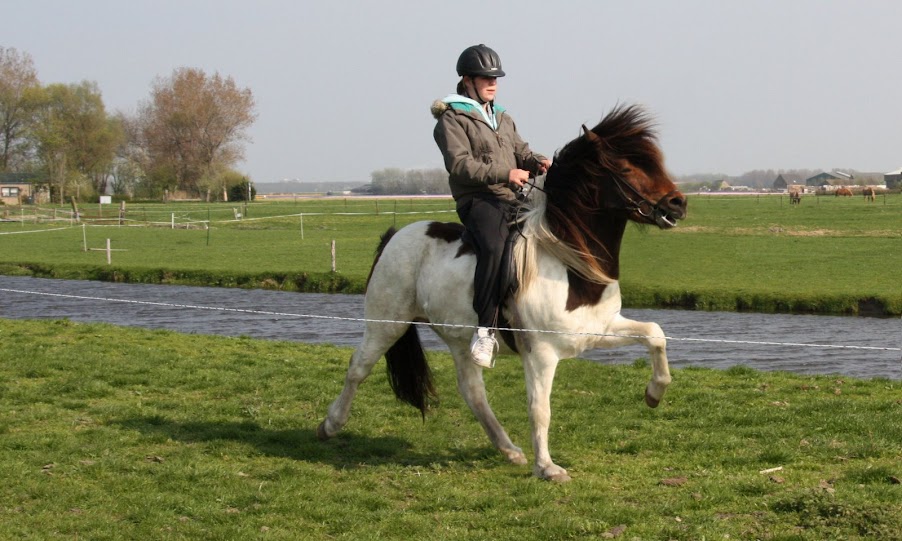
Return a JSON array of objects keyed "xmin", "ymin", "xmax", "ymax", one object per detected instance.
[{"xmin": 456, "ymin": 44, "xmax": 506, "ymax": 78}]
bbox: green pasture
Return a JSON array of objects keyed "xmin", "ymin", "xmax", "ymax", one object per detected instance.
[
  {"xmin": 1, "ymin": 318, "xmax": 900, "ymax": 540},
  {"xmin": 1, "ymin": 193, "xmax": 900, "ymax": 315}
]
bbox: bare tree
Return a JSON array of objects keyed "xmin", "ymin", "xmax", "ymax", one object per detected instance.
[
  {"xmin": 109, "ymin": 111, "xmax": 148, "ymax": 197},
  {"xmin": 371, "ymin": 167, "xmax": 452, "ymax": 195},
  {"xmin": 139, "ymin": 67, "xmax": 256, "ymax": 198},
  {"xmin": 0, "ymin": 46, "xmax": 41, "ymax": 172}
]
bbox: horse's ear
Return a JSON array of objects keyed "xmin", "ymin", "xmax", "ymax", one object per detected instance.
[{"xmin": 582, "ymin": 124, "xmax": 600, "ymax": 143}]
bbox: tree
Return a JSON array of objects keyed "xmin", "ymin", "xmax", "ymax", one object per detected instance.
[
  {"xmin": 64, "ymin": 82, "xmax": 123, "ymax": 196},
  {"xmin": 370, "ymin": 167, "xmax": 450, "ymax": 195},
  {"xmin": 30, "ymin": 82, "xmax": 121, "ymax": 202},
  {"xmin": 109, "ymin": 111, "xmax": 147, "ymax": 197},
  {"xmin": 139, "ymin": 67, "xmax": 256, "ymax": 198},
  {"xmin": 0, "ymin": 46, "xmax": 41, "ymax": 172},
  {"xmin": 370, "ymin": 167, "xmax": 404, "ymax": 194},
  {"xmin": 228, "ymin": 174, "xmax": 256, "ymax": 202}
]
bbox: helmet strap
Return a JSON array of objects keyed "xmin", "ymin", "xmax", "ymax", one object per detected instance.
[{"xmin": 463, "ymin": 77, "xmax": 487, "ymax": 105}]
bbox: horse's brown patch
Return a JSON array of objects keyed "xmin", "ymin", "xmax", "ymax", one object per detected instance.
[
  {"xmin": 565, "ymin": 270, "xmax": 607, "ymax": 311},
  {"xmin": 425, "ymin": 221, "xmax": 474, "ymax": 257}
]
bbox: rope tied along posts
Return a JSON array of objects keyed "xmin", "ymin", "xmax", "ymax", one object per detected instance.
[{"xmin": 1, "ymin": 287, "xmax": 899, "ymax": 354}]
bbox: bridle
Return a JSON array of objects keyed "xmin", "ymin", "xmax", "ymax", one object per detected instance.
[
  {"xmin": 607, "ymin": 170, "xmax": 681, "ymax": 228},
  {"xmin": 521, "ymin": 168, "xmax": 680, "ymax": 228}
]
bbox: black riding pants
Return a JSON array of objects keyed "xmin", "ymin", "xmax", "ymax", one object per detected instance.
[{"xmin": 456, "ymin": 194, "xmax": 514, "ymax": 329}]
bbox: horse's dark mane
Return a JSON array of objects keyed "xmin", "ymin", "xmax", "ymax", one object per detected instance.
[
  {"xmin": 545, "ymin": 104, "xmax": 664, "ymax": 211},
  {"xmin": 538, "ymin": 104, "xmax": 666, "ymax": 281}
]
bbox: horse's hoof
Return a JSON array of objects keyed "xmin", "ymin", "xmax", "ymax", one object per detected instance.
[
  {"xmin": 644, "ymin": 388, "xmax": 660, "ymax": 408},
  {"xmin": 536, "ymin": 466, "xmax": 571, "ymax": 482},
  {"xmin": 504, "ymin": 450, "xmax": 528, "ymax": 466},
  {"xmin": 316, "ymin": 420, "xmax": 332, "ymax": 441},
  {"xmin": 546, "ymin": 472, "xmax": 572, "ymax": 483}
]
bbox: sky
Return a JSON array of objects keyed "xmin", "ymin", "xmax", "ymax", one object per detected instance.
[{"xmin": 3, "ymin": 0, "xmax": 901, "ymax": 184}]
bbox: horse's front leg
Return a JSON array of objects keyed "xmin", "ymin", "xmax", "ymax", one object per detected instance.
[
  {"xmin": 604, "ymin": 317, "xmax": 671, "ymax": 408},
  {"xmin": 522, "ymin": 350, "xmax": 570, "ymax": 482}
]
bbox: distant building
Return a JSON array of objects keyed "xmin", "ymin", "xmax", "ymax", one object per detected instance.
[
  {"xmin": 772, "ymin": 173, "xmax": 804, "ymax": 192},
  {"xmin": 0, "ymin": 172, "xmax": 42, "ymax": 205},
  {"xmin": 805, "ymin": 170, "xmax": 853, "ymax": 187},
  {"xmin": 884, "ymin": 168, "xmax": 902, "ymax": 190}
]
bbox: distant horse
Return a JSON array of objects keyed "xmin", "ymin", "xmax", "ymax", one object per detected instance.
[
  {"xmin": 863, "ymin": 187, "xmax": 876, "ymax": 202},
  {"xmin": 789, "ymin": 190, "xmax": 801, "ymax": 205},
  {"xmin": 835, "ymin": 187, "xmax": 853, "ymax": 197},
  {"xmin": 317, "ymin": 105, "xmax": 687, "ymax": 482}
]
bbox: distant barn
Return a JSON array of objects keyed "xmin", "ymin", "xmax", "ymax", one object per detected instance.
[
  {"xmin": 772, "ymin": 173, "xmax": 804, "ymax": 192},
  {"xmin": 805, "ymin": 170, "xmax": 853, "ymax": 187},
  {"xmin": 885, "ymin": 168, "xmax": 902, "ymax": 190}
]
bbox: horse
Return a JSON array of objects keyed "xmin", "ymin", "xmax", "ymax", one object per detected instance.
[
  {"xmin": 835, "ymin": 187, "xmax": 853, "ymax": 197},
  {"xmin": 863, "ymin": 186, "xmax": 876, "ymax": 202},
  {"xmin": 789, "ymin": 190, "xmax": 801, "ymax": 205},
  {"xmin": 317, "ymin": 104, "xmax": 687, "ymax": 482}
]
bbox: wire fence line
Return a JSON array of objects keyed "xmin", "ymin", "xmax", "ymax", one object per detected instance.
[
  {"xmin": 0, "ymin": 226, "xmax": 74, "ymax": 236},
  {"xmin": 1, "ymin": 207, "xmax": 457, "ymax": 229},
  {"xmin": 2, "ymin": 287, "xmax": 900, "ymax": 355}
]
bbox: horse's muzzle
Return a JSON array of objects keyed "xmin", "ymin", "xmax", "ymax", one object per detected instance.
[{"xmin": 653, "ymin": 191, "xmax": 687, "ymax": 229}]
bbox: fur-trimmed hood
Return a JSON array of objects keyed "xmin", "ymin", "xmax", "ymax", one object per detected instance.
[
  {"xmin": 430, "ymin": 99, "xmax": 449, "ymax": 119},
  {"xmin": 430, "ymin": 94, "xmax": 506, "ymax": 127}
]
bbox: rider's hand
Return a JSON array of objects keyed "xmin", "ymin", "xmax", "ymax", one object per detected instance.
[
  {"xmin": 508, "ymin": 168, "xmax": 530, "ymax": 188},
  {"xmin": 537, "ymin": 159, "xmax": 551, "ymax": 175}
]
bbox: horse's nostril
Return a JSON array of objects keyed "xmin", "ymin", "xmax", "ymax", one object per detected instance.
[{"xmin": 666, "ymin": 195, "xmax": 687, "ymax": 218}]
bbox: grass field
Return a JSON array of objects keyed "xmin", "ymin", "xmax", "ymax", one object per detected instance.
[
  {"xmin": 1, "ymin": 318, "xmax": 900, "ymax": 540},
  {"xmin": 1, "ymin": 193, "xmax": 900, "ymax": 314}
]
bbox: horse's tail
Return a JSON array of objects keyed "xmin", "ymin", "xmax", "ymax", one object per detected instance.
[
  {"xmin": 385, "ymin": 325, "xmax": 436, "ymax": 418},
  {"xmin": 369, "ymin": 226, "xmax": 437, "ymax": 418},
  {"xmin": 366, "ymin": 226, "xmax": 397, "ymax": 290}
]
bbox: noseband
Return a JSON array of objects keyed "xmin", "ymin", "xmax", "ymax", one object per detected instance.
[{"xmin": 608, "ymin": 171, "xmax": 680, "ymax": 227}]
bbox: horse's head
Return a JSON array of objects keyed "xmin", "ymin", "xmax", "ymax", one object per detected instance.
[{"xmin": 544, "ymin": 105, "xmax": 686, "ymax": 229}]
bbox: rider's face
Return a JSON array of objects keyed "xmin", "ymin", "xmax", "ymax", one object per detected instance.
[{"xmin": 468, "ymin": 76, "xmax": 498, "ymax": 102}]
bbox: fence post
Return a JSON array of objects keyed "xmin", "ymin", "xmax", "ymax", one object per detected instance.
[
  {"xmin": 106, "ymin": 238, "xmax": 111, "ymax": 265},
  {"xmin": 331, "ymin": 240, "xmax": 336, "ymax": 272},
  {"xmin": 70, "ymin": 197, "xmax": 80, "ymax": 223},
  {"xmin": 300, "ymin": 214, "xmax": 304, "ymax": 239},
  {"xmin": 82, "ymin": 223, "xmax": 87, "ymax": 252},
  {"xmin": 171, "ymin": 213, "xmax": 175, "ymax": 229}
]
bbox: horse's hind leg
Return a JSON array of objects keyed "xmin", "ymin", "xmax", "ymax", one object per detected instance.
[
  {"xmin": 449, "ymin": 344, "xmax": 527, "ymax": 465},
  {"xmin": 317, "ymin": 324, "xmax": 407, "ymax": 440}
]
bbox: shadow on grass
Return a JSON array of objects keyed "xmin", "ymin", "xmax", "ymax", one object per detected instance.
[{"xmin": 112, "ymin": 415, "xmax": 496, "ymax": 471}]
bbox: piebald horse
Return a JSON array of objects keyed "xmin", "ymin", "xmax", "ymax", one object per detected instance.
[{"xmin": 317, "ymin": 105, "xmax": 687, "ymax": 481}]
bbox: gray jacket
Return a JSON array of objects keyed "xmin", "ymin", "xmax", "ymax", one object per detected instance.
[{"xmin": 432, "ymin": 95, "xmax": 547, "ymax": 202}]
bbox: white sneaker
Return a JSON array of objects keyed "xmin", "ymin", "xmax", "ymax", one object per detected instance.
[{"xmin": 470, "ymin": 327, "xmax": 498, "ymax": 368}]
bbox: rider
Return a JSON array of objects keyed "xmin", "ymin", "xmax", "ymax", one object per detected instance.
[{"xmin": 431, "ymin": 44, "xmax": 551, "ymax": 368}]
